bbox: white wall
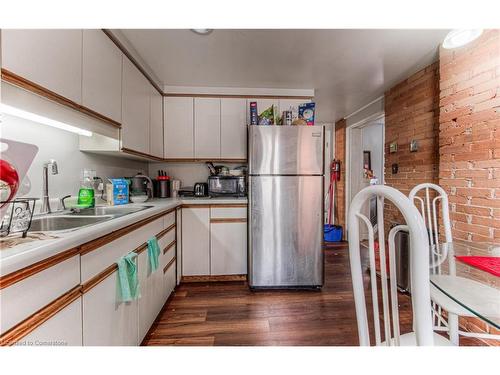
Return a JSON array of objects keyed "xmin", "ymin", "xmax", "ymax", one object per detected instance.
[{"xmin": 1, "ymin": 114, "xmax": 148, "ymax": 201}]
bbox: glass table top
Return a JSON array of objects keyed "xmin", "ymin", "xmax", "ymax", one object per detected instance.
[{"xmin": 429, "ymin": 240, "xmax": 500, "ymax": 329}]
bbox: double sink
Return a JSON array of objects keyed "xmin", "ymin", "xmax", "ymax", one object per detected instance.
[{"xmin": 30, "ymin": 205, "xmax": 153, "ymax": 232}]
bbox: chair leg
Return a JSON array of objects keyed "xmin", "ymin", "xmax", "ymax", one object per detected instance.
[{"xmin": 448, "ymin": 313, "xmax": 459, "ymax": 345}]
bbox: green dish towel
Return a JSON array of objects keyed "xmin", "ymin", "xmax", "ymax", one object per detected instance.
[
  {"xmin": 147, "ymin": 236, "xmax": 161, "ymax": 272},
  {"xmin": 117, "ymin": 252, "xmax": 140, "ymax": 302}
]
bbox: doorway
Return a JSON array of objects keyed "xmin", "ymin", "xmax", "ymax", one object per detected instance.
[{"xmin": 345, "ymin": 114, "xmax": 385, "ymax": 238}]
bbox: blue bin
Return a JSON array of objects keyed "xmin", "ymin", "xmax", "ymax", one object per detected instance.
[{"xmin": 324, "ymin": 224, "xmax": 343, "ymax": 242}]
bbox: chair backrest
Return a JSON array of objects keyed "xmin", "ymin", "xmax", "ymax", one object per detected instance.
[
  {"xmin": 348, "ymin": 185, "xmax": 433, "ymax": 346},
  {"xmin": 408, "ymin": 183, "xmax": 454, "ymax": 275}
]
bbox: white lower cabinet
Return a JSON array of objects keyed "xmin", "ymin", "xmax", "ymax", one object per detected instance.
[
  {"xmin": 182, "ymin": 207, "xmax": 210, "ymax": 276},
  {"xmin": 210, "ymin": 221, "xmax": 247, "ymax": 275},
  {"xmin": 180, "ymin": 205, "xmax": 247, "ymax": 278},
  {"xmin": 138, "ymin": 250, "xmax": 165, "ymax": 342},
  {"xmin": 82, "ymin": 269, "xmax": 139, "ymax": 346},
  {"xmin": 19, "ymin": 298, "xmax": 82, "ymax": 346},
  {"xmin": 164, "ymin": 261, "xmax": 176, "ymax": 299}
]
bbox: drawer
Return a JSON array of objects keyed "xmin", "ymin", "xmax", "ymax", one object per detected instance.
[
  {"xmin": 163, "ymin": 211, "xmax": 176, "ymax": 229},
  {"xmin": 158, "ymin": 225, "xmax": 175, "ymax": 251},
  {"xmin": 81, "ymin": 217, "xmax": 164, "ymax": 283},
  {"xmin": 163, "ymin": 259, "xmax": 176, "ymax": 300},
  {"xmin": 0, "ymin": 255, "xmax": 80, "ymax": 334},
  {"xmin": 210, "ymin": 206, "xmax": 247, "ymax": 219},
  {"xmin": 163, "ymin": 244, "xmax": 176, "ymax": 267}
]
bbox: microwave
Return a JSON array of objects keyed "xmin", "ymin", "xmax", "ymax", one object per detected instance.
[{"xmin": 208, "ymin": 176, "xmax": 246, "ymax": 197}]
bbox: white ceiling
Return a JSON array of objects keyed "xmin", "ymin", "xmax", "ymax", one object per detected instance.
[{"xmin": 117, "ymin": 29, "xmax": 449, "ymax": 122}]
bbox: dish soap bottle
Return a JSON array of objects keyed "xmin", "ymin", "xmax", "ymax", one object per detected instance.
[{"xmin": 78, "ymin": 169, "xmax": 96, "ymax": 208}]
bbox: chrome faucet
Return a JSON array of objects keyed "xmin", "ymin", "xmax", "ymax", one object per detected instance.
[{"xmin": 41, "ymin": 159, "xmax": 58, "ymax": 214}]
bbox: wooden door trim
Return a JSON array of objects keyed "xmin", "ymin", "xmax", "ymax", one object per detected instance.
[
  {"xmin": 0, "ymin": 247, "xmax": 80, "ymax": 290},
  {"xmin": 209, "ymin": 204, "xmax": 248, "ymax": 208},
  {"xmin": 163, "ymin": 257, "xmax": 176, "ymax": 274},
  {"xmin": 181, "ymin": 204, "xmax": 212, "ymax": 209},
  {"xmin": 163, "ymin": 240, "xmax": 176, "ymax": 255},
  {"xmin": 181, "ymin": 274, "xmax": 247, "ymax": 283},
  {"xmin": 80, "ymin": 208, "xmax": 177, "ymax": 256},
  {"xmin": 121, "ymin": 147, "xmax": 164, "ymax": 162},
  {"xmin": 81, "ymin": 263, "xmax": 118, "ymax": 294},
  {"xmin": 210, "ymin": 218, "xmax": 247, "ymax": 223},
  {"xmin": 1, "ymin": 69, "xmax": 121, "ymax": 129},
  {"xmin": 156, "ymin": 223, "xmax": 176, "ymax": 240},
  {"xmin": 0, "ymin": 285, "xmax": 82, "ymax": 346}
]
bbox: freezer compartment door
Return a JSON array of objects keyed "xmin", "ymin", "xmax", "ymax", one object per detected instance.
[
  {"xmin": 249, "ymin": 175, "xmax": 324, "ymax": 287},
  {"xmin": 248, "ymin": 125, "xmax": 324, "ymax": 175}
]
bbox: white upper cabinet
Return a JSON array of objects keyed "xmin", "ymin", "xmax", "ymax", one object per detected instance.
[
  {"xmin": 221, "ymin": 98, "xmax": 247, "ymax": 159},
  {"xmin": 121, "ymin": 58, "xmax": 150, "ymax": 154},
  {"xmin": 194, "ymin": 98, "xmax": 221, "ymax": 159},
  {"xmin": 149, "ymin": 87, "xmax": 164, "ymax": 158},
  {"xmin": 2, "ymin": 29, "xmax": 83, "ymax": 103},
  {"xmin": 164, "ymin": 97, "xmax": 194, "ymax": 159},
  {"xmin": 82, "ymin": 29, "xmax": 123, "ymax": 122}
]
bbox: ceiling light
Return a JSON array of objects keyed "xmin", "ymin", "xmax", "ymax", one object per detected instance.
[
  {"xmin": 1, "ymin": 104, "xmax": 93, "ymax": 137},
  {"xmin": 191, "ymin": 29, "xmax": 213, "ymax": 35},
  {"xmin": 442, "ymin": 29, "xmax": 483, "ymax": 49}
]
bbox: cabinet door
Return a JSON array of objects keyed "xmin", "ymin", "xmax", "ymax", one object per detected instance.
[
  {"xmin": 82, "ymin": 29, "xmax": 123, "ymax": 122},
  {"xmin": 194, "ymin": 98, "xmax": 221, "ymax": 158},
  {"xmin": 164, "ymin": 97, "xmax": 194, "ymax": 158},
  {"xmin": 121, "ymin": 58, "xmax": 150, "ymax": 154},
  {"xmin": 2, "ymin": 29, "xmax": 83, "ymax": 103},
  {"xmin": 137, "ymin": 250, "xmax": 164, "ymax": 342},
  {"xmin": 181, "ymin": 207, "xmax": 210, "ymax": 276},
  {"xmin": 149, "ymin": 87, "xmax": 164, "ymax": 158},
  {"xmin": 210, "ymin": 222, "xmax": 247, "ymax": 275},
  {"xmin": 18, "ymin": 298, "xmax": 82, "ymax": 346},
  {"xmin": 164, "ymin": 260, "xmax": 176, "ymax": 298},
  {"xmin": 221, "ymin": 98, "xmax": 247, "ymax": 159},
  {"xmin": 246, "ymin": 99, "xmax": 279, "ymax": 124},
  {"xmin": 82, "ymin": 269, "xmax": 138, "ymax": 346}
]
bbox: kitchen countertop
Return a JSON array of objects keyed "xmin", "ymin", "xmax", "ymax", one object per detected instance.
[{"xmin": 0, "ymin": 197, "xmax": 247, "ymax": 277}]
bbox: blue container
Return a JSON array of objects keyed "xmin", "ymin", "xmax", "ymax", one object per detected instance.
[{"xmin": 324, "ymin": 224, "xmax": 343, "ymax": 242}]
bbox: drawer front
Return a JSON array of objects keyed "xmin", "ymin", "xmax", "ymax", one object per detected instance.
[
  {"xmin": 81, "ymin": 217, "xmax": 164, "ymax": 283},
  {"xmin": 163, "ymin": 211, "xmax": 176, "ymax": 229},
  {"xmin": 18, "ymin": 297, "xmax": 83, "ymax": 346},
  {"xmin": 163, "ymin": 244, "xmax": 176, "ymax": 267},
  {"xmin": 158, "ymin": 226, "xmax": 175, "ymax": 251},
  {"xmin": 210, "ymin": 206, "xmax": 247, "ymax": 219},
  {"xmin": 0, "ymin": 255, "xmax": 80, "ymax": 334}
]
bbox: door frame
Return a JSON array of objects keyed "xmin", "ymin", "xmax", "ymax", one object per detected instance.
[{"xmin": 345, "ymin": 112, "xmax": 385, "ymax": 236}]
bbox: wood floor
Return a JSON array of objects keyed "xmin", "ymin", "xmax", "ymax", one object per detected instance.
[{"xmin": 142, "ymin": 242, "xmax": 482, "ymax": 346}]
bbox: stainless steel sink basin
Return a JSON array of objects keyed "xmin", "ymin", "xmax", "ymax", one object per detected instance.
[
  {"xmin": 69, "ymin": 205, "xmax": 152, "ymax": 216},
  {"xmin": 30, "ymin": 215, "xmax": 114, "ymax": 232}
]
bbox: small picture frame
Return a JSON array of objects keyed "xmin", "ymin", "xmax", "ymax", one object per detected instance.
[
  {"xmin": 410, "ymin": 139, "xmax": 418, "ymax": 152},
  {"xmin": 389, "ymin": 142, "xmax": 398, "ymax": 153}
]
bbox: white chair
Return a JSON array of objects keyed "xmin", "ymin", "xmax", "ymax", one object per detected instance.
[
  {"xmin": 409, "ymin": 182, "xmax": 500, "ymax": 345},
  {"xmin": 348, "ymin": 185, "xmax": 450, "ymax": 346}
]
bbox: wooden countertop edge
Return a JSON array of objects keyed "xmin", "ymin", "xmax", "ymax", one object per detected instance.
[
  {"xmin": 163, "ymin": 257, "xmax": 176, "ymax": 274},
  {"xmin": 210, "ymin": 218, "xmax": 247, "ymax": 223},
  {"xmin": 163, "ymin": 240, "xmax": 176, "ymax": 255},
  {"xmin": 0, "ymin": 285, "xmax": 82, "ymax": 346}
]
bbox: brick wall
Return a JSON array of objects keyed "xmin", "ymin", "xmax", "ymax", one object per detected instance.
[
  {"xmin": 439, "ymin": 30, "xmax": 500, "ymax": 242},
  {"xmin": 334, "ymin": 118, "xmax": 346, "ymax": 236},
  {"xmin": 384, "ymin": 62, "xmax": 440, "ymax": 229}
]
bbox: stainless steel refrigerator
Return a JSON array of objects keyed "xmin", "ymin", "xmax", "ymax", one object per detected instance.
[{"xmin": 248, "ymin": 125, "xmax": 324, "ymax": 289}]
